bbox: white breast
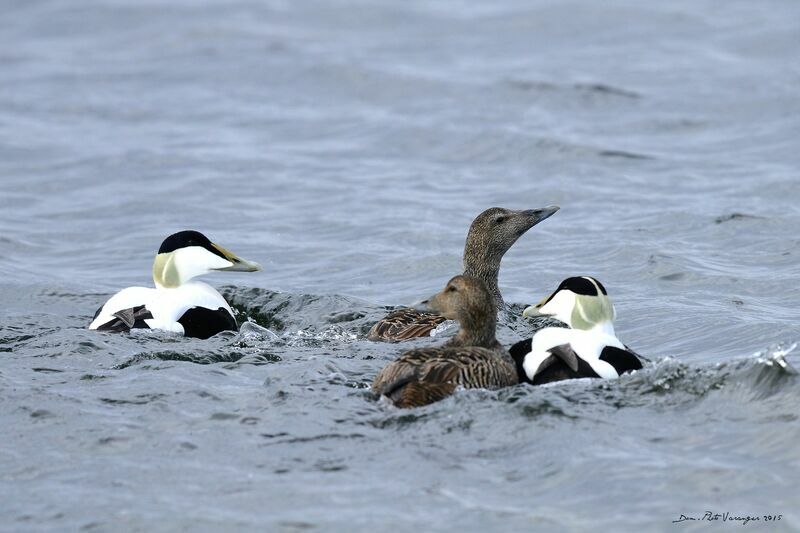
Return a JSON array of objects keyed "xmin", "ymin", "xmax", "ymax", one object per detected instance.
[{"xmin": 145, "ymin": 281, "xmax": 233, "ymax": 333}]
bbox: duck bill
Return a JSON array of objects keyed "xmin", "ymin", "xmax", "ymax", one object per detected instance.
[
  {"xmin": 521, "ymin": 205, "xmax": 560, "ymax": 228},
  {"xmin": 211, "ymin": 243, "xmax": 262, "ymax": 272},
  {"xmin": 522, "ymin": 294, "xmax": 552, "ymax": 318},
  {"xmin": 522, "ymin": 304, "xmax": 542, "ymax": 318},
  {"xmin": 412, "ymin": 291, "xmax": 441, "ymax": 314}
]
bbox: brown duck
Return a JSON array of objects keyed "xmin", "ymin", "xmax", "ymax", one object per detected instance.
[
  {"xmin": 367, "ymin": 205, "xmax": 559, "ymax": 342},
  {"xmin": 372, "ymin": 275, "xmax": 518, "ymax": 408}
]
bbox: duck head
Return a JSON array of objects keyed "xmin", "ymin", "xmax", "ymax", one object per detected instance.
[
  {"xmin": 523, "ymin": 276, "xmax": 615, "ymax": 331},
  {"xmin": 464, "ymin": 205, "xmax": 560, "ymax": 267},
  {"xmin": 415, "ymin": 275, "xmax": 501, "ymax": 348},
  {"xmin": 151, "ymin": 230, "xmax": 261, "ymax": 288}
]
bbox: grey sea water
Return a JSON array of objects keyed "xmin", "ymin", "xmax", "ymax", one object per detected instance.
[{"xmin": 1, "ymin": 1, "xmax": 799, "ymax": 531}]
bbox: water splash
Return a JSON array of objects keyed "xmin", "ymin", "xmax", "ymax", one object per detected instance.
[{"xmin": 754, "ymin": 341, "xmax": 798, "ymax": 375}]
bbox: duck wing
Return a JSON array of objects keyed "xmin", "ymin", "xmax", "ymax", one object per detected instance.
[
  {"xmin": 92, "ymin": 305, "xmax": 154, "ymax": 332},
  {"xmin": 113, "ymin": 305, "xmax": 153, "ymax": 329},
  {"xmin": 372, "ymin": 348, "xmax": 442, "ymax": 394},
  {"xmin": 546, "ymin": 344, "xmax": 580, "ymax": 372},
  {"xmin": 367, "ymin": 308, "xmax": 446, "ymax": 342},
  {"xmin": 531, "ymin": 344, "xmax": 602, "ymax": 384},
  {"xmin": 90, "ymin": 287, "xmax": 157, "ymax": 332},
  {"xmin": 372, "ymin": 348, "xmax": 456, "ymax": 407},
  {"xmin": 510, "ymin": 336, "xmax": 603, "ymax": 385},
  {"xmin": 373, "ymin": 347, "xmax": 517, "ymax": 408},
  {"xmin": 440, "ymin": 348, "xmax": 518, "ymax": 390}
]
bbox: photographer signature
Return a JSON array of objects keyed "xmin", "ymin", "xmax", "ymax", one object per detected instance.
[{"xmin": 673, "ymin": 511, "xmax": 782, "ymax": 526}]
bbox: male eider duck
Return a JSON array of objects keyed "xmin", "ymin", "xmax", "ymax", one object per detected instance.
[
  {"xmin": 368, "ymin": 205, "xmax": 559, "ymax": 342},
  {"xmin": 509, "ymin": 276, "xmax": 642, "ymax": 384},
  {"xmin": 89, "ymin": 230, "xmax": 261, "ymax": 339},
  {"xmin": 372, "ymin": 275, "xmax": 518, "ymax": 408}
]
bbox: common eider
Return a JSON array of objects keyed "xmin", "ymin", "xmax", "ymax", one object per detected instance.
[
  {"xmin": 509, "ymin": 276, "xmax": 642, "ymax": 384},
  {"xmin": 368, "ymin": 205, "xmax": 559, "ymax": 342},
  {"xmin": 372, "ymin": 275, "xmax": 518, "ymax": 408},
  {"xmin": 89, "ymin": 230, "xmax": 261, "ymax": 339}
]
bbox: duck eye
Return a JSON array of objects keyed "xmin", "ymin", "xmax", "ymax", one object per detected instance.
[
  {"xmin": 447, "ymin": 286, "xmax": 457, "ymax": 293},
  {"xmin": 495, "ymin": 216, "xmax": 506, "ymax": 224}
]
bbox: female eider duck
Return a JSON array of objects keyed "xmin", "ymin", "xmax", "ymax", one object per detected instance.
[
  {"xmin": 509, "ymin": 276, "xmax": 642, "ymax": 385},
  {"xmin": 368, "ymin": 205, "xmax": 559, "ymax": 342},
  {"xmin": 372, "ymin": 275, "xmax": 518, "ymax": 408},
  {"xmin": 89, "ymin": 230, "xmax": 261, "ymax": 339}
]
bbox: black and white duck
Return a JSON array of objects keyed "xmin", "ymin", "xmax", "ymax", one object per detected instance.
[
  {"xmin": 89, "ymin": 230, "xmax": 261, "ymax": 339},
  {"xmin": 509, "ymin": 276, "xmax": 642, "ymax": 384}
]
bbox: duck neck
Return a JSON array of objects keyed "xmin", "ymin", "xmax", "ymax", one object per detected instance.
[
  {"xmin": 574, "ymin": 320, "xmax": 616, "ymax": 337},
  {"xmin": 445, "ymin": 308, "xmax": 501, "ymax": 351},
  {"xmin": 462, "ymin": 258, "xmax": 503, "ymax": 310},
  {"xmin": 153, "ymin": 253, "xmax": 182, "ymax": 289},
  {"xmin": 591, "ymin": 321, "xmax": 616, "ymax": 337}
]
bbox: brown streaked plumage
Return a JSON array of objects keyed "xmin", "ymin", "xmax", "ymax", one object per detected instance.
[
  {"xmin": 365, "ymin": 308, "xmax": 446, "ymax": 342},
  {"xmin": 367, "ymin": 205, "xmax": 559, "ymax": 342},
  {"xmin": 372, "ymin": 275, "xmax": 518, "ymax": 408}
]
